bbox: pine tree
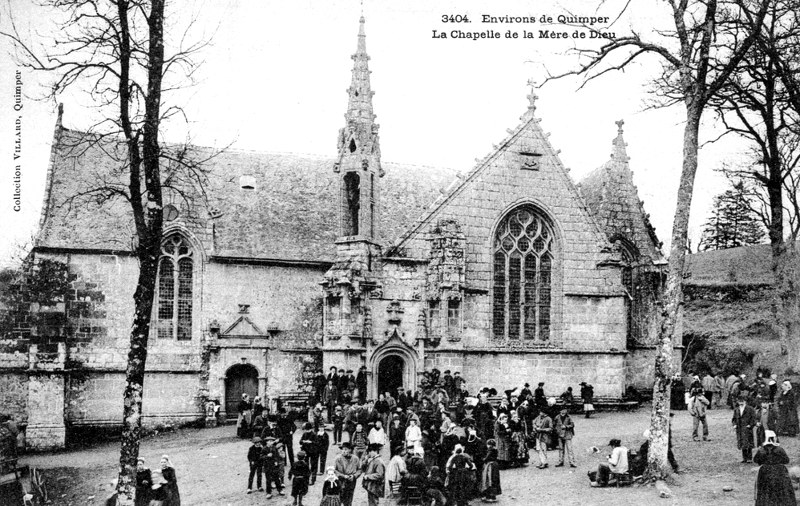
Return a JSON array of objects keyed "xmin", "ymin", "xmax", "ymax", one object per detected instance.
[{"xmin": 699, "ymin": 181, "xmax": 765, "ymax": 251}]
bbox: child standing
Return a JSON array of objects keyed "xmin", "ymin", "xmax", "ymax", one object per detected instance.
[
  {"xmin": 332, "ymin": 404, "xmax": 344, "ymax": 446},
  {"xmin": 319, "ymin": 466, "xmax": 341, "ymax": 506},
  {"xmin": 351, "ymin": 423, "xmax": 368, "ymax": 461},
  {"xmin": 289, "ymin": 450, "xmax": 311, "ymax": 506},
  {"xmin": 314, "ymin": 426, "xmax": 330, "ymax": 476},
  {"xmin": 247, "ymin": 437, "xmax": 264, "ymax": 493},
  {"xmin": 481, "ymin": 439, "xmax": 501, "ymax": 502},
  {"xmin": 262, "ymin": 437, "xmax": 285, "ymax": 498}
]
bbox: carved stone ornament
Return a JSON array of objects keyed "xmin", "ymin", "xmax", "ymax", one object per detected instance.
[{"xmin": 386, "ymin": 300, "xmax": 404, "ymax": 324}]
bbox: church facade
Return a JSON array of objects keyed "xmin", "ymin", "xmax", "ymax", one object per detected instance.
[{"xmin": 1, "ymin": 17, "xmax": 668, "ymax": 450}]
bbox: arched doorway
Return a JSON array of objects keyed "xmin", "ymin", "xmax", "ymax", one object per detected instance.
[
  {"xmin": 377, "ymin": 355, "xmax": 405, "ymax": 397},
  {"xmin": 225, "ymin": 364, "xmax": 259, "ymax": 420}
]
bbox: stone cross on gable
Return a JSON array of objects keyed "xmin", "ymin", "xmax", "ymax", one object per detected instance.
[
  {"xmin": 526, "ymin": 79, "xmax": 538, "ymax": 111},
  {"xmin": 616, "ymin": 119, "xmax": 625, "ymax": 134}
]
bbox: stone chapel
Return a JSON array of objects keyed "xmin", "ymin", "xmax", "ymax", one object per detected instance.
[{"xmin": 0, "ymin": 17, "xmax": 668, "ymax": 449}]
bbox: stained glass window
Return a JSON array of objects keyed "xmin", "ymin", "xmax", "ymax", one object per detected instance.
[{"xmin": 492, "ymin": 207, "xmax": 554, "ymax": 341}]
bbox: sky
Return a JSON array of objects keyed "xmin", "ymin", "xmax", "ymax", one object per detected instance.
[{"xmin": 0, "ymin": 0, "xmax": 751, "ymax": 268}]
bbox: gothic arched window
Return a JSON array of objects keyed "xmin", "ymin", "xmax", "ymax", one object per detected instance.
[
  {"xmin": 492, "ymin": 206, "xmax": 555, "ymax": 341},
  {"xmin": 156, "ymin": 235, "xmax": 193, "ymax": 340}
]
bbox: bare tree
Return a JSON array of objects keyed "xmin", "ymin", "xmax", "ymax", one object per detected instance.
[
  {"xmin": 711, "ymin": 0, "xmax": 800, "ymax": 369},
  {"xmin": 2, "ymin": 1, "xmax": 211, "ymax": 503},
  {"xmin": 545, "ymin": 0, "xmax": 770, "ymax": 480}
]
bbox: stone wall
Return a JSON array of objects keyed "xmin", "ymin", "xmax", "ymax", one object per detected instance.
[
  {"xmin": 625, "ymin": 346, "xmax": 684, "ymax": 395},
  {"xmin": 65, "ymin": 371, "xmax": 203, "ymax": 429},
  {"xmin": 0, "ymin": 372, "xmax": 28, "ymax": 423},
  {"xmin": 425, "ymin": 350, "xmax": 627, "ymax": 398},
  {"xmin": 561, "ymin": 295, "xmax": 627, "ymax": 351},
  {"xmin": 26, "ymin": 372, "xmax": 66, "ymax": 450},
  {"xmin": 37, "ymin": 251, "xmax": 204, "ymax": 372},
  {"xmin": 203, "ymin": 262, "xmax": 326, "ymax": 347}
]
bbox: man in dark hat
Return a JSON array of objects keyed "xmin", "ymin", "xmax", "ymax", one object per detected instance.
[
  {"xmin": 334, "ymin": 442, "xmax": 362, "ymax": 506},
  {"xmin": 520, "ymin": 383, "xmax": 533, "ymax": 402},
  {"xmin": 362, "ymin": 443, "xmax": 386, "ymax": 506}
]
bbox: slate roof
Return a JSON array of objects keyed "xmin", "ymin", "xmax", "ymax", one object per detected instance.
[
  {"xmin": 36, "ymin": 127, "xmax": 458, "ymax": 262},
  {"xmin": 577, "ymin": 125, "xmax": 664, "ymax": 264}
]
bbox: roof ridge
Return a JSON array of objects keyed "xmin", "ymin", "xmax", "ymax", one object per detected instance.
[{"xmin": 388, "ymin": 116, "xmax": 532, "ymax": 252}]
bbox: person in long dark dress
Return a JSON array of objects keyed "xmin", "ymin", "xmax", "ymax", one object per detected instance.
[
  {"xmin": 509, "ymin": 411, "xmax": 529, "ymax": 466},
  {"xmin": 320, "ymin": 467, "xmax": 342, "ymax": 506},
  {"xmin": 474, "ymin": 394, "xmax": 495, "ymax": 440},
  {"xmin": 159, "ymin": 455, "xmax": 180, "ymax": 506},
  {"xmin": 494, "ymin": 414, "xmax": 512, "ymax": 469},
  {"xmin": 754, "ymin": 435, "xmax": 797, "ymax": 506},
  {"xmin": 777, "ymin": 380, "xmax": 799, "ymax": 437},
  {"xmin": 135, "ymin": 458, "xmax": 152, "ymax": 506},
  {"xmin": 446, "ymin": 445, "xmax": 476, "ymax": 506},
  {"xmin": 480, "ymin": 439, "xmax": 501, "ymax": 503}
]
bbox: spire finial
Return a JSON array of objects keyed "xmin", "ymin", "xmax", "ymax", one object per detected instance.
[
  {"xmin": 357, "ymin": 14, "xmax": 366, "ymax": 53},
  {"xmin": 611, "ymin": 119, "xmax": 629, "ymax": 162}
]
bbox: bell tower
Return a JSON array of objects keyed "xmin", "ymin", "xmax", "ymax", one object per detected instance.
[
  {"xmin": 323, "ymin": 15, "xmax": 384, "ymax": 345},
  {"xmin": 334, "ymin": 15, "xmax": 383, "ymax": 250}
]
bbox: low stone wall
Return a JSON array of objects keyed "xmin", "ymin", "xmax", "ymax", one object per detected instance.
[{"xmin": 425, "ymin": 350, "xmax": 627, "ymax": 398}]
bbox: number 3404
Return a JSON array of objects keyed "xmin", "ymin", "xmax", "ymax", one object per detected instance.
[{"xmin": 441, "ymin": 14, "xmax": 470, "ymax": 23}]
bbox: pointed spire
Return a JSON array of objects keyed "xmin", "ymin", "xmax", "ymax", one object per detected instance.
[
  {"xmin": 345, "ymin": 15, "xmax": 375, "ymax": 127},
  {"xmin": 611, "ymin": 119, "xmax": 630, "ymax": 162}
]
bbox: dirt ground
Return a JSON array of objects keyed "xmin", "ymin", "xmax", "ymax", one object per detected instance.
[{"xmin": 19, "ymin": 406, "xmax": 793, "ymax": 506}]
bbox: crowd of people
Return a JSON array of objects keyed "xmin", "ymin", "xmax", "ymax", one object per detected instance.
[
  {"xmin": 122, "ymin": 363, "xmax": 800, "ymax": 505},
  {"xmin": 216, "ymin": 367, "xmax": 602, "ymax": 505}
]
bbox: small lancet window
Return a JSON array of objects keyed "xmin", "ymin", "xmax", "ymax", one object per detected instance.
[
  {"xmin": 343, "ymin": 172, "xmax": 360, "ymax": 235},
  {"xmin": 349, "ymin": 139, "xmax": 357, "ymax": 153}
]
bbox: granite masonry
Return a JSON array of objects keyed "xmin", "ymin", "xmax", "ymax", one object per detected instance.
[{"xmin": 1, "ymin": 17, "xmax": 669, "ymax": 449}]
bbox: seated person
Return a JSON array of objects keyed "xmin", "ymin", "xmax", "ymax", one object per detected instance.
[{"xmin": 589, "ymin": 439, "xmax": 628, "ymax": 487}]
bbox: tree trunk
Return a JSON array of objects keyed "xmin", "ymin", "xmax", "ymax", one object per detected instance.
[
  {"xmin": 647, "ymin": 107, "xmax": 703, "ymax": 480},
  {"xmin": 116, "ymin": 248, "xmax": 160, "ymax": 505},
  {"xmin": 773, "ymin": 243, "xmax": 800, "ymax": 371}
]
